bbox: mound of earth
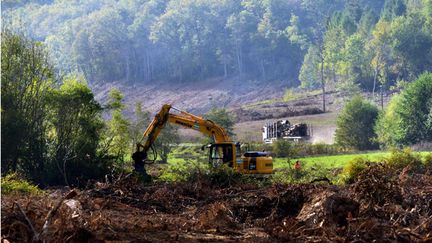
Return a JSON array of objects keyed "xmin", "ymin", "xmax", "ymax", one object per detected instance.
[{"xmin": 2, "ymin": 165, "xmax": 432, "ymax": 242}]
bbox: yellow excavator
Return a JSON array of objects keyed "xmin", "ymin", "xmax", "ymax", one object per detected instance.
[{"xmin": 132, "ymin": 104, "xmax": 273, "ymax": 178}]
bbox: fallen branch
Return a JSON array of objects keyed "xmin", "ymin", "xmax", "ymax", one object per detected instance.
[
  {"xmin": 14, "ymin": 202, "xmax": 39, "ymax": 242},
  {"xmin": 38, "ymin": 189, "xmax": 78, "ymax": 239}
]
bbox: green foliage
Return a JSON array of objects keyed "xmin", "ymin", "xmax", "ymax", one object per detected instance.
[
  {"xmin": 390, "ymin": 15, "xmax": 432, "ymax": 76},
  {"xmin": 3, "ymin": 0, "xmax": 432, "ymax": 89},
  {"xmin": 2, "ymin": 0, "xmax": 302, "ymax": 83},
  {"xmin": 283, "ymin": 89, "xmax": 297, "ymax": 102},
  {"xmin": 271, "ymin": 140, "xmax": 296, "ymax": 158},
  {"xmin": 205, "ymin": 108, "xmax": 235, "ymax": 137},
  {"xmin": 130, "ymin": 102, "xmax": 150, "ymax": 151},
  {"xmin": 271, "ymin": 160, "xmax": 334, "ymax": 185},
  {"xmin": 1, "ymin": 30, "xmax": 113, "ymax": 186},
  {"xmin": 385, "ymin": 148, "xmax": 423, "ymax": 170},
  {"xmin": 340, "ymin": 157, "xmax": 370, "ymax": 184},
  {"xmin": 1, "ymin": 29, "xmax": 54, "ymax": 180},
  {"xmin": 105, "ymin": 88, "xmax": 131, "ymax": 166},
  {"xmin": 159, "ymin": 158, "xmax": 210, "ymax": 182},
  {"xmin": 293, "ymin": 143, "xmax": 350, "ymax": 157},
  {"xmin": 335, "ymin": 96, "xmax": 379, "ymax": 150},
  {"xmin": 45, "ymin": 76, "xmax": 107, "ymax": 186},
  {"xmin": 423, "ymin": 153, "xmax": 432, "ymax": 169},
  {"xmin": 154, "ymin": 124, "xmax": 180, "ymax": 163},
  {"xmin": 376, "ymin": 73, "xmax": 432, "ymax": 146},
  {"xmin": 299, "ymin": 46, "xmax": 320, "ymax": 89},
  {"xmin": 382, "ymin": 0, "xmax": 407, "ymax": 21},
  {"xmin": 1, "ymin": 173, "xmax": 42, "ymax": 195}
]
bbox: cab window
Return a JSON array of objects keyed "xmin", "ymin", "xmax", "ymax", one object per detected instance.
[{"xmin": 209, "ymin": 144, "xmax": 233, "ymax": 165}]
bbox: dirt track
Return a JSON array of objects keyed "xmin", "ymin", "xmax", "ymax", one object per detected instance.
[{"xmin": 2, "ymin": 164, "xmax": 432, "ymax": 242}]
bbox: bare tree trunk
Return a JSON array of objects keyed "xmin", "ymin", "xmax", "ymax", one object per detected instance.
[
  {"xmin": 261, "ymin": 60, "xmax": 266, "ymax": 80},
  {"xmin": 124, "ymin": 49, "xmax": 130, "ymax": 83},
  {"xmin": 236, "ymin": 40, "xmax": 242, "ymax": 76},
  {"xmin": 320, "ymin": 54, "xmax": 326, "ymax": 113},
  {"xmin": 224, "ymin": 63, "xmax": 227, "ymax": 78},
  {"xmin": 146, "ymin": 51, "xmax": 151, "ymax": 81},
  {"xmin": 372, "ymin": 65, "xmax": 378, "ymax": 100}
]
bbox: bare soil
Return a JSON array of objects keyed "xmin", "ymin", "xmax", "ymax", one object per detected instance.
[
  {"xmin": 2, "ymin": 164, "xmax": 432, "ymax": 242},
  {"xmin": 91, "ymin": 78, "xmax": 286, "ymax": 115}
]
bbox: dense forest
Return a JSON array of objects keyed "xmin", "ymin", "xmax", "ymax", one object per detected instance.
[{"xmin": 3, "ymin": 0, "xmax": 432, "ymax": 92}]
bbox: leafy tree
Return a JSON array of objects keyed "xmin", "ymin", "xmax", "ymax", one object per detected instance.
[
  {"xmin": 381, "ymin": 0, "xmax": 407, "ymax": 21},
  {"xmin": 368, "ymin": 20, "xmax": 394, "ymax": 105},
  {"xmin": 299, "ymin": 45, "xmax": 320, "ymax": 89},
  {"xmin": 375, "ymin": 95, "xmax": 404, "ymax": 147},
  {"xmin": 205, "ymin": 108, "xmax": 235, "ymax": 137},
  {"xmin": 3, "ymin": 0, "xmax": 432, "ymax": 96},
  {"xmin": 1, "ymin": 29, "xmax": 54, "ymax": 180},
  {"xmin": 46, "ymin": 76, "xmax": 106, "ymax": 185},
  {"xmin": 288, "ymin": 0, "xmax": 342, "ymax": 112},
  {"xmin": 105, "ymin": 88, "xmax": 131, "ymax": 166},
  {"xmin": 154, "ymin": 124, "xmax": 180, "ymax": 163},
  {"xmin": 130, "ymin": 102, "xmax": 150, "ymax": 152},
  {"xmin": 338, "ymin": 33, "xmax": 369, "ymax": 92},
  {"xmin": 376, "ymin": 73, "xmax": 432, "ymax": 146},
  {"xmin": 271, "ymin": 140, "xmax": 294, "ymax": 158},
  {"xmin": 390, "ymin": 14, "xmax": 432, "ymax": 78},
  {"xmin": 335, "ymin": 96, "xmax": 379, "ymax": 150}
]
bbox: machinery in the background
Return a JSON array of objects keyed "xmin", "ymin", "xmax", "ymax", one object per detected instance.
[
  {"xmin": 262, "ymin": 120, "xmax": 312, "ymax": 143},
  {"xmin": 133, "ymin": 104, "xmax": 273, "ymax": 178}
]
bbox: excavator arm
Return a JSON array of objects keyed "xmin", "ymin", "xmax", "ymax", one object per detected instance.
[{"xmin": 132, "ymin": 104, "xmax": 231, "ymax": 175}]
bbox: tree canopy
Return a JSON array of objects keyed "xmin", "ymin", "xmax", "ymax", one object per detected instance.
[{"xmin": 3, "ymin": 0, "xmax": 431, "ymax": 91}]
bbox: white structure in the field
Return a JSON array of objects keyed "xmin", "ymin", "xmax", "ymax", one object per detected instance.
[{"xmin": 262, "ymin": 120, "xmax": 312, "ymax": 144}]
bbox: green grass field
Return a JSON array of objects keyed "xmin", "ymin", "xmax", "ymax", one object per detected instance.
[
  {"xmin": 273, "ymin": 151, "xmax": 432, "ymax": 170},
  {"xmin": 168, "ymin": 147, "xmax": 431, "ymax": 171}
]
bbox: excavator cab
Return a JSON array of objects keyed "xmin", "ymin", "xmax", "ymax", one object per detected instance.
[
  {"xmin": 207, "ymin": 143, "xmax": 241, "ymax": 168},
  {"xmin": 207, "ymin": 143, "xmax": 273, "ymax": 174}
]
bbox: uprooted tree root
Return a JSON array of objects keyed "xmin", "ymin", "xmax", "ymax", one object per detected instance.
[{"xmin": 2, "ymin": 166, "xmax": 432, "ymax": 242}]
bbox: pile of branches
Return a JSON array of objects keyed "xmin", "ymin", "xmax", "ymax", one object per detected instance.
[{"xmin": 1, "ymin": 164, "xmax": 432, "ymax": 242}]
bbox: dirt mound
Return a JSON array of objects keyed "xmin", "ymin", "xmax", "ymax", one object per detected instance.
[{"xmin": 2, "ymin": 168, "xmax": 432, "ymax": 242}]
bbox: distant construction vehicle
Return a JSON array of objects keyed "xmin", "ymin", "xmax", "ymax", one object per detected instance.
[{"xmin": 262, "ymin": 120, "xmax": 312, "ymax": 143}]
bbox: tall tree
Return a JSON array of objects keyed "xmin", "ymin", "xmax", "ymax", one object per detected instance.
[
  {"xmin": 1, "ymin": 29, "xmax": 54, "ymax": 180},
  {"xmin": 46, "ymin": 76, "xmax": 105, "ymax": 185},
  {"xmin": 106, "ymin": 88, "xmax": 131, "ymax": 166}
]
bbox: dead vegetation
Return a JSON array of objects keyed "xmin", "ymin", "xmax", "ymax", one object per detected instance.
[{"xmin": 2, "ymin": 164, "xmax": 432, "ymax": 242}]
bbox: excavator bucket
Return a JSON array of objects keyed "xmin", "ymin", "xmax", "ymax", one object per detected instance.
[{"xmin": 132, "ymin": 151, "xmax": 151, "ymax": 181}]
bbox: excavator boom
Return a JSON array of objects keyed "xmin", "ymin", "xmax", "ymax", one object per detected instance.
[{"xmin": 136, "ymin": 104, "xmax": 231, "ymax": 153}]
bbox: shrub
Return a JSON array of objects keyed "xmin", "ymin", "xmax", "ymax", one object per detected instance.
[
  {"xmin": 335, "ymin": 95, "xmax": 379, "ymax": 150},
  {"xmin": 272, "ymin": 140, "xmax": 297, "ymax": 157},
  {"xmin": 1, "ymin": 173, "xmax": 42, "ymax": 195},
  {"xmin": 159, "ymin": 158, "xmax": 210, "ymax": 182},
  {"xmin": 271, "ymin": 159, "xmax": 334, "ymax": 184},
  {"xmin": 340, "ymin": 157, "xmax": 370, "ymax": 184},
  {"xmin": 204, "ymin": 108, "xmax": 235, "ymax": 137},
  {"xmin": 376, "ymin": 73, "xmax": 432, "ymax": 147},
  {"xmin": 384, "ymin": 148, "xmax": 423, "ymax": 170},
  {"xmin": 423, "ymin": 153, "xmax": 432, "ymax": 170},
  {"xmin": 283, "ymin": 89, "xmax": 298, "ymax": 102}
]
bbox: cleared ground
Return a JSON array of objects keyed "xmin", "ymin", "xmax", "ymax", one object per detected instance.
[{"xmin": 2, "ymin": 164, "xmax": 432, "ymax": 242}]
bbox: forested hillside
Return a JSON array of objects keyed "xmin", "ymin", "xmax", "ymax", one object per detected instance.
[{"xmin": 3, "ymin": 0, "xmax": 432, "ymax": 93}]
